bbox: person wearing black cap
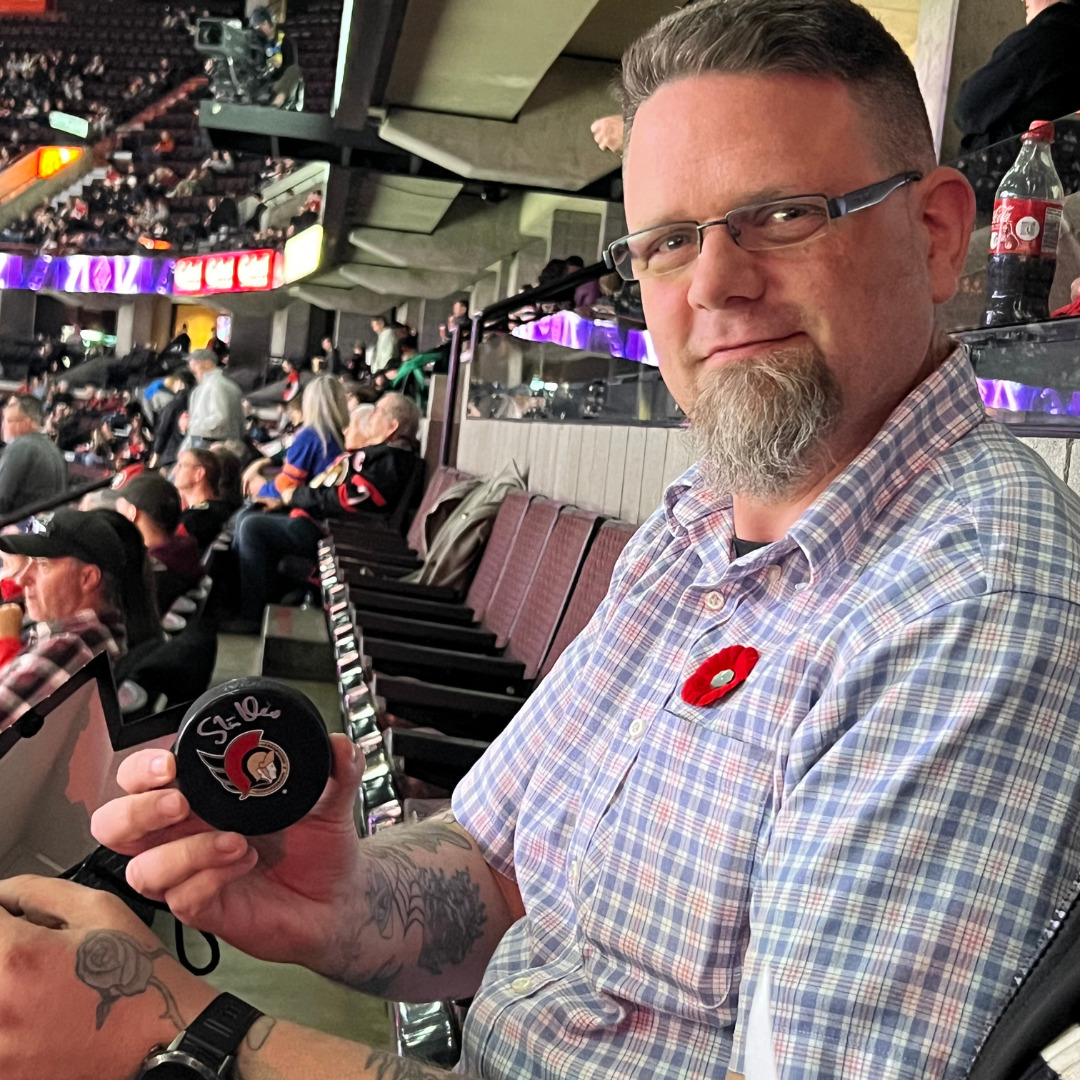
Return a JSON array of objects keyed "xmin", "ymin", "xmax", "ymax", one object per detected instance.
[
  {"xmin": 116, "ymin": 474, "xmax": 202, "ymax": 612},
  {"xmin": 0, "ymin": 508, "xmax": 127, "ymax": 731},
  {"xmin": 250, "ymin": 6, "xmax": 303, "ymax": 109}
]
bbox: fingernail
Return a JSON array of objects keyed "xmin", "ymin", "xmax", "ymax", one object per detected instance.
[
  {"xmin": 151, "ymin": 755, "xmax": 170, "ymax": 776},
  {"xmin": 160, "ymin": 792, "xmax": 184, "ymax": 819},
  {"xmin": 215, "ymin": 833, "xmax": 246, "ymax": 855}
]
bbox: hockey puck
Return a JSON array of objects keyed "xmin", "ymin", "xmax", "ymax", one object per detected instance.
[{"xmin": 174, "ymin": 677, "xmax": 333, "ymax": 836}]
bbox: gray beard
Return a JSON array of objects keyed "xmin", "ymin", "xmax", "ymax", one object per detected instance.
[{"xmin": 689, "ymin": 346, "xmax": 843, "ymax": 502}]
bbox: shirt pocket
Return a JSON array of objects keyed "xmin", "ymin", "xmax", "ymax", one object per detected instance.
[{"xmin": 576, "ymin": 709, "xmax": 772, "ymax": 1021}]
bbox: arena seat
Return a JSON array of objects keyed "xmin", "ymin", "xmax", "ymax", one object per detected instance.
[
  {"xmin": 387, "ymin": 520, "xmax": 637, "ymax": 788},
  {"xmin": 349, "ymin": 494, "xmax": 548, "ymax": 652},
  {"xmin": 365, "ymin": 507, "xmax": 601, "ymax": 698},
  {"xmin": 347, "ymin": 491, "xmax": 536, "ymax": 649}
]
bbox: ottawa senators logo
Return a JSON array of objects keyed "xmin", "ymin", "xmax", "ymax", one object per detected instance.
[{"xmin": 197, "ymin": 729, "xmax": 290, "ymax": 800}]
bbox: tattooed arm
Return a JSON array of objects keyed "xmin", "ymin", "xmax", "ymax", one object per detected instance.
[
  {"xmin": 315, "ymin": 811, "xmax": 523, "ymax": 1003},
  {"xmin": 95, "ymin": 738, "xmax": 523, "ymax": 1005}
]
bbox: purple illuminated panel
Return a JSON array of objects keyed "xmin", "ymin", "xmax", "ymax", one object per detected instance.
[
  {"xmin": 0, "ymin": 254, "xmax": 174, "ymax": 294},
  {"xmin": 977, "ymin": 377, "xmax": 1080, "ymax": 418},
  {"xmin": 512, "ymin": 310, "xmax": 659, "ymax": 366}
]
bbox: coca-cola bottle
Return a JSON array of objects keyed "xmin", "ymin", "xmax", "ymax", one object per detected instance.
[{"xmin": 984, "ymin": 120, "xmax": 1065, "ymax": 327}]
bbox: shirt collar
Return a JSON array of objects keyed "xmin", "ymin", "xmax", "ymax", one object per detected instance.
[{"xmin": 664, "ymin": 348, "xmax": 985, "ymax": 581}]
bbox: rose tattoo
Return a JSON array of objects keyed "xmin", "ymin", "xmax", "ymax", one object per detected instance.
[{"xmin": 75, "ymin": 931, "xmax": 185, "ymax": 1031}]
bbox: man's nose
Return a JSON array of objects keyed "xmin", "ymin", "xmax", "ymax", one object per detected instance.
[{"xmin": 684, "ymin": 226, "xmax": 767, "ymax": 312}]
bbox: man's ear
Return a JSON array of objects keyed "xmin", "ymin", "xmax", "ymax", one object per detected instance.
[
  {"xmin": 80, "ymin": 561, "xmax": 102, "ymax": 593},
  {"xmin": 116, "ymin": 497, "xmax": 137, "ymax": 524},
  {"xmin": 916, "ymin": 166, "xmax": 976, "ymax": 306}
]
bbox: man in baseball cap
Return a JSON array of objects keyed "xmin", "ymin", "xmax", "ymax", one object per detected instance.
[{"xmin": 0, "ymin": 508, "xmax": 127, "ymax": 731}]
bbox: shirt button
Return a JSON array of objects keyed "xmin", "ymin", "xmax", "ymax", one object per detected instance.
[
  {"xmin": 628, "ymin": 718, "xmax": 645, "ymax": 739},
  {"xmin": 510, "ymin": 976, "xmax": 533, "ymax": 995},
  {"xmin": 704, "ymin": 591, "xmax": 725, "ymax": 611}
]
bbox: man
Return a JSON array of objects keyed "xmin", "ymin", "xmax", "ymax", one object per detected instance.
[
  {"xmin": 6, "ymin": 3, "xmax": 1080, "ymax": 1079},
  {"xmin": 116, "ymin": 473, "xmax": 202, "ymax": 611},
  {"xmin": 0, "ymin": 509, "xmax": 126, "ymax": 732},
  {"xmin": 0, "ymin": 394, "xmax": 67, "ymax": 517},
  {"xmin": 182, "ymin": 350, "xmax": 244, "ymax": 451},
  {"xmin": 367, "ymin": 314, "xmax": 399, "ymax": 376},
  {"xmin": 320, "ymin": 334, "xmax": 339, "ymax": 374},
  {"xmin": 148, "ymin": 371, "xmax": 193, "ymax": 469},
  {"xmin": 163, "ymin": 322, "xmax": 190, "ymax": 356},
  {"xmin": 955, "ymin": 0, "xmax": 1080, "ymax": 149},
  {"xmin": 250, "ymin": 5, "xmax": 303, "ymax": 110},
  {"xmin": 224, "ymin": 394, "xmax": 421, "ymax": 632},
  {"xmin": 173, "ymin": 448, "xmax": 231, "ymax": 553}
]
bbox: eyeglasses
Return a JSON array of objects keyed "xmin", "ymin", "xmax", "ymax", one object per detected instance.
[{"xmin": 604, "ymin": 171, "xmax": 922, "ymax": 282}]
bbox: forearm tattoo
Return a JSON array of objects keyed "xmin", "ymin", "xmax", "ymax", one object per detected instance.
[
  {"xmin": 355, "ymin": 820, "xmax": 487, "ymax": 987},
  {"xmin": 364, "ymin": 1049, "xmax": 449, "ymax": 1078},
  {"xmin": 75, "ymin": 930, "xmax": 185, "ymax": 1032}
]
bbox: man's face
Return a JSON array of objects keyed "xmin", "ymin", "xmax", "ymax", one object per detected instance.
[
  {"xmin": 2, "ymin": 402, "xmax": 32, "ymax": 442},
  {"xmin": 17, "ymin": 556, "xmax": 97, "ymax": 623},
  {"xmin": 623, "ymin": 73, "xmax": 942, "ymax": 474},
  {"xmin": 254, "ymin": 18, "xmax": 273, "ymax": 39},
  {"xmin": 173, "ymin": 452, "xmax": 203, "ymax": 495}
]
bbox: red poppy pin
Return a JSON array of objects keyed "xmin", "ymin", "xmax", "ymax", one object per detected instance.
[{"xmin": 681, "ymin": 645, "xmax": 760, "ymax": 707}]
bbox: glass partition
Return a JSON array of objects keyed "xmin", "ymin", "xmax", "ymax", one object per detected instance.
[
  {"xmin": 467, "ymin": 279, "xmax": 685, "ymax": 427},
  {"xmin": 940, "ymin": 112, "xmax": 1080, "ymax": 434}
]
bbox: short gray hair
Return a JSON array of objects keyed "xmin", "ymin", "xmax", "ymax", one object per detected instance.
[
  {"xmin": 377, "ymin": 392, "xmax": 421, "ymax": 442},
  {"xmin": 620, "ymin": 0, "xmax": 935, "ymax": 173}
]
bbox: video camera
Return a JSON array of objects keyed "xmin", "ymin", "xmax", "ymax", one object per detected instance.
[{"xmin": 195, "ymin": 18, "xmax": 271, "ymax": 105}]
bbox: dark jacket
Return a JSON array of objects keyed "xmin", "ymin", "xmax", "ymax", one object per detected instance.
[
  {"xmin": 956, "ymin": 1, "xmax": 1080, "ymax": 150},
  {"xmin": 289, "ymin": 441, "xmax": 419, "ymax": 523}
]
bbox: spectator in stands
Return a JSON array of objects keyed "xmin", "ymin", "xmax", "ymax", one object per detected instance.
[
  {"xmin": 0, "ymin": 509, "xmax": 127, "ymax": 730},
  {"xmin": 205, "ymin": 195, "xmax": 239, "ymax": 238},
  {"xmin": 368, "ymin": 314, "xmax": 399, "ymax": 376},
  {"xmin": 321, "ymin": 335, "xmax": 339, "ymax": 374},
  {"xmin": 173, "ymin": 448, "xmax": 231, "ymax": 553},
  {"xmin": 183, "ymin": 350, "xmax": 244, "ymax": 449},
  {"xmin": 345, "ymin": 341, "xmax": 369, "ymax": 381},
  {"xmin": 567, "ymin": 254, "xmax": 603, "ymax": 309},
  {"xmin": 224, "ymin": 394, "xmax": 420, "ymax": 632},
  {"xmin": 116, "ymin": 473, "xmax": 201, "ymax": 613},
  {"xmin": 0, "ymin": 394, "xmax": 67, "ymax": 518},
  {"xmin": 387, "ymin": 334, "xmax": 441, "ymax": 407},
  {"xmin": 167, "ymin": 323, "xmax": 191, "ymax": 356},
  {"xmin": 243, "ymin": 375, "xmax": 347, "ymax": 504},
  {"xmin": 955, "ymin": 0, "xmax": 1080, "ymax": 150},
  {"xmin": 148, "ymin": 371, "xmax": 193, "ymax": 470},
  {"xmin": 91, "ymin": 507, "xmax": 163, "ymax": 652}
]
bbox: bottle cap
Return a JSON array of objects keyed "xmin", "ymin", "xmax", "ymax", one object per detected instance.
[
  {"xmin": 1023, "ymin": 120, "xmax": 1055, "ymax": 142},
  {"xmin": 174, "ymin": 677, "xmax": 332, "ymax": 836}
]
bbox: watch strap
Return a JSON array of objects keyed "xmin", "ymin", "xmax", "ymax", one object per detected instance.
[{"xmin": 179, "ymin": 992, "xmax": 264, "ymax": 1067}]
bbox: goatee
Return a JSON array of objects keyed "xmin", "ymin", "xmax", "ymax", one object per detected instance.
[{"xmin": 690, "ymin": 345, "xmax": 842, "ymax": 501}]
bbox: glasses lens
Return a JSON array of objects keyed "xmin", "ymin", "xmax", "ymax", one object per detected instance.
[
  {"xmin": 621, "ymin": 224, "xmax": 699, "ymax": 280},
  {"xmin": 731, "ymin": 198, "xmax": 829, "ymax": 250}
]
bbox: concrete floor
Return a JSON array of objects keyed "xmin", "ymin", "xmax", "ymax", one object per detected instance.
[{"xmin": 156, "ymin": 631, "xmax": 391, "ymax": 1049}]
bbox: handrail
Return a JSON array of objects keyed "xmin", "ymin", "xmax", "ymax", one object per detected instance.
[
  {"xmin": 476, "ymin": 261, "xmax": 607, "ymax": 326},
  {"xmin": 0, "ymin": 474, "xmax": 113, "ymax": 530}
]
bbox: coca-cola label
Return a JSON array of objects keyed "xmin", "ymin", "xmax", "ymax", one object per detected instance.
[{"xmin": 990, "ymin": 199, "xmax": 1063, "ymax": 256}]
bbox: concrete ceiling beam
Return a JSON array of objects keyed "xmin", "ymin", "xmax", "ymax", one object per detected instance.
[
  {"xmin": 379, "ymin": 58, "xmax": 620, "ymax": 191},
  {"xmin": 290, "ymin": 283, "xmax": 406, "ymax": 315},
  {"xmin": 348, "ymin": 194, "xmax": 526, "ymax": 274},
  {"xmin": 338, "ymin": 263, "xmax": 474, "ymax": 298}
]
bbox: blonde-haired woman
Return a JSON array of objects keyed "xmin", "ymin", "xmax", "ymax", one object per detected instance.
[{"xmin": 253, "ymin": 374, "xmax": 347, "ymax": 501}]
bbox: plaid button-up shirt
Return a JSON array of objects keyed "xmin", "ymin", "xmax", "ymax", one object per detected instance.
[
  {"xmin": 453, "ymin": 350, "xmax": 1080, "ymax": 1080},
  {"xmin": 0, "ymin": 610, "xmax": 121, "ymax": 733}
]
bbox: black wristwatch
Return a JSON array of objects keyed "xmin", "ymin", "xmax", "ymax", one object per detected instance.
[{"xmin": 136, "ymin": 993, "xmax": 263, "ymax": 1079}]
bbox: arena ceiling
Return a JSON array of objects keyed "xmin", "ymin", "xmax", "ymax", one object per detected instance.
[{"xmin": 229, "ymin": 0, "xmax": 926, "ymax": 315}]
